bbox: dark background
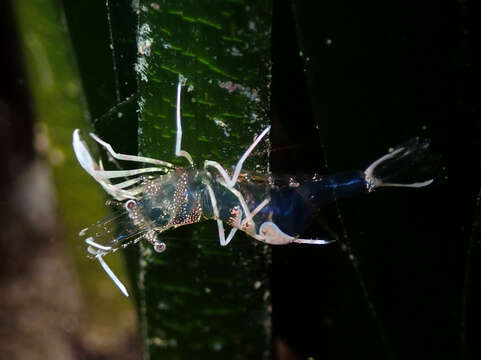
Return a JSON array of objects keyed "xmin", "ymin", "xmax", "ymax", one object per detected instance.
[{"xmin": 269, "ymin": 1, "xmax": 481, "ymax": 359}]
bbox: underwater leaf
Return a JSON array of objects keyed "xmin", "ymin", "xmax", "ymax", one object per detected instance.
[
  {"xmin": 136, "ymin": 1, "xmax": 272, "ymax": 358},
  {"xmin": 63, "ymin": 0, "xmax": 272, "ymax": 358}
]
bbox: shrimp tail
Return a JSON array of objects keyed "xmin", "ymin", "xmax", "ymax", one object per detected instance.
[{"xmin": 364, "ymin": 138, "xmax": 438, "ymax": 191}]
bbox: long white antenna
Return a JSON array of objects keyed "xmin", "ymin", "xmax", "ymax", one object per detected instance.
[{"xmin": 96, "ymin": 255, "xmax": 129, "ymax": 297}]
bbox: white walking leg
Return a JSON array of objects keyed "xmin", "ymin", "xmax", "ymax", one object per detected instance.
[
  {"xmin": 90, "ymin": 132, "xmax": 174, "ymax": 168},
  {"xmin": 204, "ymin": 126, "xmax": 270, "ymax": 186},
  {"xmin": 96, "ymin": 255, "xmax": 129, "ymax": 297},
  {"xmin": 109, "ymin": 177, "xmax": 143, "ymax": 190},
  {"xmin": 228, "ymin": 126, "xmax": 270, "ymax": 187},
  {"xmin": 229, "ymin": 197, "xmax": 271, "ymax": 243},
  {"xmin": 74, "ymin": 129, "xmax": 167, "ymax": 188},
  {"xmin": 205, "ymin": 184, "xmax": 232, "ymax": 246},
  {"xmin": 204, "ymin": 126, "xmax": 271, "ymax": 233},
  {"xmin": 86, "ymin": 237, "xmax": 112, "ymax": 251},
  {"xmin": 175, "ymin": 77, "xmax": 194, "ymax": 165},
  {"xmin": 205, "ymin": 183, "xmax": 270, "ymax": 246},
  {"xmin": 204, "ymin": 160, "xmax": 255, "ymax": 231}
]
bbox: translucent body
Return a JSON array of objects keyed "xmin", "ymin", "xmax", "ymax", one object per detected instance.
[
  {"xmin": 74, "ymin": 78, "xmax": 435, "ymax": 296},
  {"xmin": 81, "ymin": 169, "xmax": 370, "ymax": 253}
]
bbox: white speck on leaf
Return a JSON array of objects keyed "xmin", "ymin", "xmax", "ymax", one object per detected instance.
[
  {"xmin": 138, "ymin": 38, "xmax": 152, "ymax": 56},
  {"xmin": 136, "ymin": 23, "xmax": 153, "ymax": 81},
  {"xmin": 218, "ymin": 81, "xmax": 260, "ymax": 102},
  {"xmin": 228, "ymin": 47, "xmax": 242, "ymax": 56},
  {"xmin": 135, "ymin": 57, "xmax": 149, "ymax": 81},
  {"xmin": 213, "ymin": 118, "xmax": 231, "ymax": 137}
]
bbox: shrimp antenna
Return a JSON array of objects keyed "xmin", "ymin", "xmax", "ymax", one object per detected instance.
[{"xmin": 96, "ymin": 255, "xmax": 129, "ymax": 297}]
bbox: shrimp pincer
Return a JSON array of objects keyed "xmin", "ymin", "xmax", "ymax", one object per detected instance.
[{"xmin": 73, "ymin": 76, "xmax": 435, "ymax": 296}]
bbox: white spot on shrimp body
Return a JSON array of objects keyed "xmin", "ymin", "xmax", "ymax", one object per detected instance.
[{"xmin": 259, "ymin": 222, "xmax": 295, "ymax": 245}]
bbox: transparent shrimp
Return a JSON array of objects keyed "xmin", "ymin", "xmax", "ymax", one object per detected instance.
[{"xmin": 73, "ymin": 75, "xmax": 435, "ymax": 296}]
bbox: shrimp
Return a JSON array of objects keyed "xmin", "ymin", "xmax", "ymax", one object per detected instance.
[{"xmin": 73, "ymin": 76, "xmax": 434, "ymax": 296}]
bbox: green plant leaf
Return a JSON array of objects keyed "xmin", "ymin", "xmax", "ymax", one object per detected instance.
[
  {"xmin": 62, "ymin": 0, "xmax": 272, "ymax": 358},
  {"xmin": 136, "ymin": 2, "xmax": 272, "ymax": 358}
]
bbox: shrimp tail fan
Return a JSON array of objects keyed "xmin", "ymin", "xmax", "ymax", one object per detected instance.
[{"xmin": 364, "ymin": 137, "xmax": 441, "ymax": 191}]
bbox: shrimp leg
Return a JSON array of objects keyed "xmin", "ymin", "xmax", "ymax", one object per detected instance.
[
  {"xmin": 174, "ymin": 78, "xmax": 240, "ymax": 245},
  {"xmin": 204, "ymin": 184, "xmax": 239, "ymax": 245},
  {"xmin": 89, "ymin": 132, "xmax": 174, "ymax": 168},
  {"xmin": 174, "ymin": 75, "xmax": 270, "ymax": 245},
  {"xmin": 175, "ymin": 76, "xmax": 194, "ymax": 165},
  {"xmin": 73, "ymin": 130, "xmax": 169, "ymax": 200},
  {"xmin": 203, "ymin": 127, "xmax": 271, "ymax": 245},
  {"xmin": 96, "ymin": 254, "xmax": 129, "ymax": 297}
]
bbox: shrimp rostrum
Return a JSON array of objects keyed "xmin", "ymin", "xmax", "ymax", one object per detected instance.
[{"xmin": 73, "ymin": 77, "xmax": 434, "ymax": 296}]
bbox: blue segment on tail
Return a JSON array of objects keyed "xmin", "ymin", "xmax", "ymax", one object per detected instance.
[{"xmin": 268, "ymin": 171, "xmax": 367, "ymax": 237}]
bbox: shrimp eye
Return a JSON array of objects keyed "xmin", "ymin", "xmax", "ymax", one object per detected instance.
[
  {"xmin": 125, "ymin": 200, "xmax": 137, "ymax": 211},
  {"xmin": 154, "ymin": 242, "xmax": 166, "ymax": 253}
]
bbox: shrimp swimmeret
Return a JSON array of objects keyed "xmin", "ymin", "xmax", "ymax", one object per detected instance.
[{"xmin": 73, "ymin": 78, "xmax": 434, "ymax": 296}]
